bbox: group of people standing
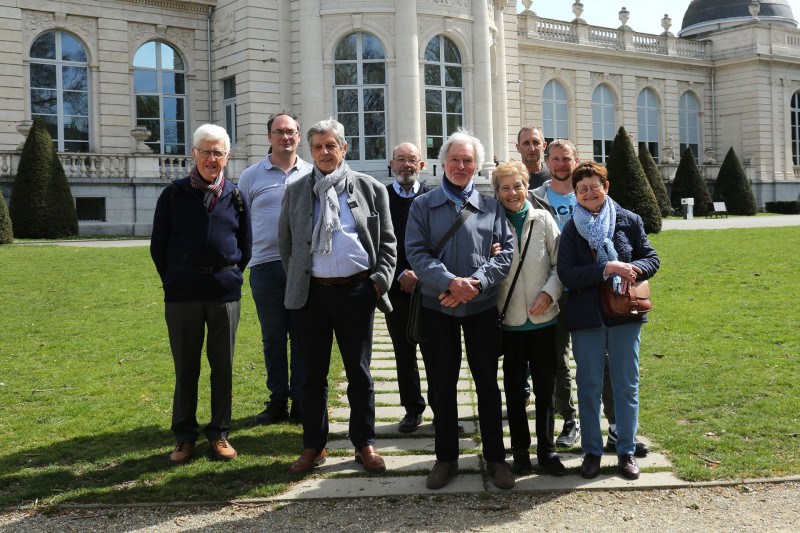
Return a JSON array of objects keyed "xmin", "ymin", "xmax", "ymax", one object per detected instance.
[{"xmin": 149, "ymin": 114, "xmax": 659, "ymax": 490}]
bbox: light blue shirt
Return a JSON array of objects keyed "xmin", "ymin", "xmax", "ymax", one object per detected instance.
[
  {"xmin": 237, "ymin": 154, "xmax": 313, "ymax": 266},
  {"xmin": 310, "ymin": 188, "xmax": 371, "ymax": 278},
  {"xmin": 545, "ymin": 187, "xmax": 576, "ymax": 231},
  {"xmin": 392, "ymin": 180, "xmax": 421, "ymax": 198}
]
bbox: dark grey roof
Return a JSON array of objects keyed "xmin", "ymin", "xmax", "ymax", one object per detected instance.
[{"xmin": 681, "ymin": 0, "xmax": 795, "ymax": 31}]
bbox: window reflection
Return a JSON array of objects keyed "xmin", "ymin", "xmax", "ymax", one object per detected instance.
[{"xmin": 424, "ymin": 36, "xmax": 463, "ymax": 159}]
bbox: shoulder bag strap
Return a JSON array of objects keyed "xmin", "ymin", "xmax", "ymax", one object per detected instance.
[
  {"xmin": 499, "ymin": 217, "xmax": 535, "ymax": 325},
  {"xmin": 432, "ymin": 202, "xmax": 477, "ymax": 257}
]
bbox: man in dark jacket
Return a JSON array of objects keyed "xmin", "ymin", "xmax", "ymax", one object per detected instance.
[
  {"xmin": 385, "ymin": 142, "xmax": 432, "ymax": 433},
  {"xmin": 151, "ymin": 124, "xmax": 252, "ymax": 467}
]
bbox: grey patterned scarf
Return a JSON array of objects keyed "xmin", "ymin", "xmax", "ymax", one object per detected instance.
[{"xmin": 311, "ymin": 161, "xmax": 349, "ymax": 254}]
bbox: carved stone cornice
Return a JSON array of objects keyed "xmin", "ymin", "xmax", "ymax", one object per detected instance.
[{"xmin": 22, "ymin": 10, "xmax": 98, "ymax": 64}]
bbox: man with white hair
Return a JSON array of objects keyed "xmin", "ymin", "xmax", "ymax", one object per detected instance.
[
  {"xmin": 151, "ymin": 124, "xmax": 252, "ymax": 466},
  {"xmin": 279, "ymin": 118, "xmax": 396, "ymax": 475},
  {"xmin": 405, "ymin": 128, "xmax": 515, "ymax": 490}
]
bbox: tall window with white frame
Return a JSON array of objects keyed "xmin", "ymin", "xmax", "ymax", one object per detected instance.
[
  {"xmin": 792, "ymin": 92, "xmax": 800, "ymax": 166},
  {"xmin": 133, "ymin": 41, "xmax": 187, "ymax": 155},
  {"xmin": 679, "ymin": 92, "xmax": 700, "ymax": 162},
  {"xmin": 424, "ymin": 35, "xmax": 464, "ymax": 161},
  {"xmin": 592, "ymin": 84, "xmax": 616, "ymax": 163},
  {"xmin": 333, "ymin": 32, "xmax": 387, "ymax": 169},
  {"xmin": 542, "ymin": 80, "xmax": 569, "ymax": 144},
  {"xmin": 223, "ymin": 77, "xmax": 236, "ymax": 145},
  {"xmin": 29, "ymin": 31, "xmax": 90, "ymax": 152},
  {"xmin": 637, "ymin": 88, "xmax": 660, "ymax": 163}
]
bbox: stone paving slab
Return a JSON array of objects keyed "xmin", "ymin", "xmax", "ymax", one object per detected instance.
[
  {"xmin": 326, "ymin": 437, "xmax": 477, "ymax": 453},
  {"xmin": 372, "ymin": 379, "xmax": 472, "ymax": 392},
  {"xmin": 305, "ymin": 454, "xmax": 482, "ymax": 475},
  {"xmin": 328, "ymin": 419, "xmax": 478, "ymax": 436},
  {"xmin": 341, "ymin": 391, "xmax": 472, "ymax": 406},
  {"xmin": 331, "ymin": 405, "xmax": 474, "ymax": 420}
]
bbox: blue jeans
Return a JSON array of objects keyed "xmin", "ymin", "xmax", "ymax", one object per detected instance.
[
  {"xmin": 571, "ymin": 322, "xmax": 642, "ymax": 457},
  {"xmin": 249, "ymin": 261, "xmax": 302, "ymax": 403}
]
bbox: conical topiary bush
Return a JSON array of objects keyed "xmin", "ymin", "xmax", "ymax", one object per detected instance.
[
  {"xmin": 605, "ymin": 127, "xmax": 662, "ymax": 234},
  {"xmin": 670, "ymin": 147, "xmax": 712, "ymax": 217},
  {"xmin": 9, "ymin": 116, "xmax": 79, "ymax": 238},
  {"xmin": 638, "ymin": 142, "xmax": 671, "ymax": 218},
  {"xmin": 713, "ymin": 147, "xmax": 757, "ymax": 216},
  {"xmin": 0, "ymin": 191, "xmax": 13, "ymax": 244}
]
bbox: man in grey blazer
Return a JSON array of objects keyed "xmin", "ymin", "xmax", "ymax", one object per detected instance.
[{"xmin": 279, "ymin": 118, "xmax": 396, "ymax": 474}]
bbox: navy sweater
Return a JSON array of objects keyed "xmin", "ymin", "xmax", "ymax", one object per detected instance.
[{"xmin": 150, "ymin": 176, "xmax": 252, "ymax": 303}]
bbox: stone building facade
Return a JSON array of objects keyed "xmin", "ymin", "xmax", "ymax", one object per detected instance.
[{"xmin": 1, "ymin": 0, "xmax": 799, "ymax": 234}]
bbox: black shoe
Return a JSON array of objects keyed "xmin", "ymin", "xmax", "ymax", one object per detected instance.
[
  {"xmin": 398, "ymin": 412, "xmax": 424, "ymax": 433},
  {"xmin": 556, "ymin": 419, "xmax": 580, "ymax": 448},
  {"xmin": 254, "ymin": 400, "xmax": 289, "ymax": 426},
  {"xmin": 289, "ymin": 401, "xmax": 302, "ymax": 423},
  {"xmin": 580, "ymin": 453, "xmax": 602, "ymax": 479},
  {"xmin": 512, "ymin": 449, "xmax": 532, "ymax": 475},
  {"xmin": 605, "ymin": 427, "xmax": 650, "ymax": 457},
  {"xmin": 618, "ymin": 454, "xmax": 640, "ymax": 480},
  {"xmin": 539, "ymin": 455, "xmax": 566, "ymax": 477}
]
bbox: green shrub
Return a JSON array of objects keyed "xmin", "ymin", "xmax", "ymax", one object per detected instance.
[
  {"xmin": 9, "ymin": 117, "xmax": 78, "ymax": 238},
  {"xmin": 0, "ymin": 192, "xmax": 12, "ymax": 244},
  {"xmin": 765, "ymin": 200, "xmax": 800, "ymax": 214},
  {"xmin": 670, "ymin": 147, "xmax": 712, "ymax": 217},
  {"xmin": 638, "ymin": 142, "xmax": 671, "ymax": 218},
  {"xmin": 713, "ymin": 147, "xmax": 757, "ymax": 216},
  {"xmin": 605, "ymin": 127, "xmax": 662, "ymax": 234}
]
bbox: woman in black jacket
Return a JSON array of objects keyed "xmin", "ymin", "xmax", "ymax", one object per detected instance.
[{"xmin": 557, "ymin": 162, "xmax": 659, "ymax": 481}]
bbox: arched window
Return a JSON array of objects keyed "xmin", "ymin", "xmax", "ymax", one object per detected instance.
[
  {"xmin": 679, "ymin": 92, "xmax": 701, "ymax": 161},
  {"xmin": 637, "ymin": 88, "xmax": 660, "ymax": 163},
  {"xmin": 334, "ymin": 32, "xmax": 387, "ymax": 167},
  {"xmin": 592, "ymin": 85, "xmax": 616, "ymax": 163},
  {"xmin": 792, "ymin": 93, "xmax": 800, "ymax": 166},
  {"xmin": 133, "ymin": 41, "xmax": 187, "ymax": 155},
  {"xmin": 29, "ymin": 31, "xmax": 90, "ymax": 152},
  {"xmin": 424, "ymin": 35, "xmax": 463, "ymax": 160},
  {"xmin": 542, "ymin": 80, "xmax": 569, "ymax": 143}
]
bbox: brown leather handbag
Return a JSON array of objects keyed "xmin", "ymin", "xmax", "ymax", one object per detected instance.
[{"xmin": 601, "ymin": 278, "xmax": 652, "ymax": 318}]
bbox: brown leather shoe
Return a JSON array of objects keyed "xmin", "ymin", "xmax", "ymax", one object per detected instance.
[
  {"xmin": 619, "ymin": 454, "xmax": 640, "ymax": 480},
  {"xmin": 354, "ymin": 445, "xmax": 386, "ymax": 473},
  {"xmin": 290, "ymin": 448, "xmax": 326, "ymax": 473},
  {"xmin": 168, "ymin": 442, "xmax": 194, "ymax": 466},
  {"xmin": 487, "ymin": 461, "xmax": 515, "ymax": 490},
  {"xmin": 209, "ymin": 439, "xmax": 237, "ymax": 461}
]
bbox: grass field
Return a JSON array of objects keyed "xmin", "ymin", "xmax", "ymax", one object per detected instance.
[{"xmin": 1, "ymin": 226, "xmax": 799, "ymax": 507}]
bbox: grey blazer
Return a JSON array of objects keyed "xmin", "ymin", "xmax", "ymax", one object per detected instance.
[{"xmin": 278, "ymin": 166, "xmax": 397, "ymax": 313}]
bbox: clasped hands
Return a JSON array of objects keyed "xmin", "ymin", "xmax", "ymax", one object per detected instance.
[{"xmin": 605, "ymin": 260, "xmax": 643, "ymax": 293}]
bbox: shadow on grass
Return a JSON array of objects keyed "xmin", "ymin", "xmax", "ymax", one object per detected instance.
[{"xmin": 0, "ymin": 420, "xmax": 309, "ymax": 508}]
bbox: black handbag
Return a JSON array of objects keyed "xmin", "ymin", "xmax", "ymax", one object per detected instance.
[{"xmin": 406, "ymin": 204, "xmax": 476, "ymax": 344}]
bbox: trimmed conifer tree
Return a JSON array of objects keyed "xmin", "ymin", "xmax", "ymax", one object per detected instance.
[
  {"xmin": 9, "ymin": 117, "xmax": 79, "ymax": 238},
  {"xmin": 713, "ymin": 147, "xmax": 757, "ymax": 216},
  {"xmin": 605, "ymin": 127, "xmax": 662, "ymax": 234},
  {"xmin": 670, "ymin": 147, "xmax": 712, "ymax": 217},
  {"xmin": 638, "ymin": 142, "xmax": 672, "ymax": 218},
  {"xmin": 0, "ymin": 192, "xmax": 13, "ymax": 244}
]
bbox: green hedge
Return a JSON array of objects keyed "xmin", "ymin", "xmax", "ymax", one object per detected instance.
[
  {"xmin": 713, "ymin": 147, "xmax": 757, "ymax": 216},
  {"xmin": 765, "ymin": 201, "xmax": 800, "ymax": 214},
  {"xmin": 670, "ymin": 147, "xmax": 712, "ymax": 217},
  {"xmin": 0, "ymin": 192, "xmax": 12, "ymax": 244}
]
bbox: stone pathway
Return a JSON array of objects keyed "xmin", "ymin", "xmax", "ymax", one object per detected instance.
[{"xmin": 274, "ymin": 315, "xmax": 686, "ymax": 501}]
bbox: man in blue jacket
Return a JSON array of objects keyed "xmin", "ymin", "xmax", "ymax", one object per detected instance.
[{"xmin": 151, "ymin": 124, "xmax": 252, "ymax": 466}]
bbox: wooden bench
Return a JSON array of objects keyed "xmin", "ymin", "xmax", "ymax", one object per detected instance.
[{"xmin": 707, "ymin": 201, "xmax": 728, "ymax": 218}]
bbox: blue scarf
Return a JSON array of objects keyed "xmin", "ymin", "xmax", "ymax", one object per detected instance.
[
  {"xmin": 573, "ymin": 199, "xmax": 621, "ymax": 292},
  {"xmin": 441, "ymin": 175, "xmax": 474, "ymax": 207}
]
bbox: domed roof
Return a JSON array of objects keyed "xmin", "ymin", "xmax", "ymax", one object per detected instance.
[{"xmin": 680, "ymin": 0, "xmax": 797, "ymax": 37}]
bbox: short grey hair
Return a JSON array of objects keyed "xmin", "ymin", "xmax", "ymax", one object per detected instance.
[
  {"xmin": 307, "ymin": 118, "xmax": 346, "ymax": 150},
  {"xmin": 193, "ymin": 124, "xmax": 231, "ymax": 153},
  {"xmin": 392, "ymin": 142, "xmax": 422, "ymax": 159},
  {"xmin": 438, "ymin": 128, "xmax": 485, "ymax": 175}
]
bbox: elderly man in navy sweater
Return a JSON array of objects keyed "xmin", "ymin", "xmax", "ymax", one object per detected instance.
[{"xmin": 151, "ymin": 124, "xmax": 252, "ymax": 467}]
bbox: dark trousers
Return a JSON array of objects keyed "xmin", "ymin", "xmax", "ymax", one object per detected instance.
[
  {"xmin": 384, "ymin": 283, "xmax": 427, "ymax": 416},
  {"xmin": 165, "ymin": 300, "xmax": 240, "ymax": 443},
  {"xmin": 502, "ymin": 325, "xmax": 558, "ymax": 460},
  {"xmin": 422, "ymin": 306, "xmax": 505, "ymax": 463},
  {"xmin": 249, "ymin": 260, "xmax": 303, "ymax": 403},
  {"xmin": 293, "ymin": 277, "xmax": 377, "ymax": 451}
]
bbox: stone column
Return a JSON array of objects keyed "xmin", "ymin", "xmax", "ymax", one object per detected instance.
[
  {"xmin": 394, "ymin": 0, "xmax": 422, "ymax": 152},
  {"xmin": 299, "ymin": 0, "xmax": 325, "ymax": 131},
  {"xmin": 492, "ymin": 2, "xmax": 509, "ymax": 163},
  {"xmin": 472, "ymin": 0, "xmax": 495, "ymax": 174}
]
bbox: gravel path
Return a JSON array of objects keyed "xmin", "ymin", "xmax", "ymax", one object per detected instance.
[{"xmin": 2, "ymin": 482, "xmax": 798, "ymax": 532}]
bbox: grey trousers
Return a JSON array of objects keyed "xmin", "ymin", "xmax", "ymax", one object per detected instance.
[{"xmin": 165, "ymin": 300, "xmax": 240, "ymax": 443}]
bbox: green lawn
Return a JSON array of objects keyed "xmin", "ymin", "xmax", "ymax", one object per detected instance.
[{"xmin": 0, "ymin": 227, "xmax": 799, "ymax": 507}]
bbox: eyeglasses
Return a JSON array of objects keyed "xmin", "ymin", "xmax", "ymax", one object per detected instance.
[
  {"xmin": 194, "ymin": 148, "xmax": 228, "ymax": 159},
  {"xmin": 394, "ymin": 158, "xmax": 420, "ymax": 166},
  {"xmin": 270, "ymin": 130, "xmax": 299, "ymax": 138},
  {"xmin": 576, "ymin": 183, "xmax": 604, "ymax": 195}
]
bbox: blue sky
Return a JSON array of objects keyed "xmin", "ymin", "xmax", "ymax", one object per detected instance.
[{"xmin": 515, "ymin": 1, "xmax": 800, "ymax": 36}]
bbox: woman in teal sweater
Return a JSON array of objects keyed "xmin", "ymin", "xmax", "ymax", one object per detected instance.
[{"xmin": 493, "ymin": 161, "xmax": 564, "ymax": 477}]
